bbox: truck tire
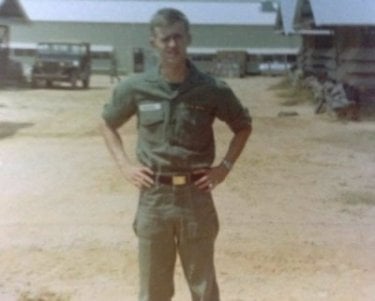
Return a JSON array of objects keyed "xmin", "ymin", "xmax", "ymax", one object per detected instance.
[
  {"xmin": 82, "ymin": 77, "xmax": 90, "ymax": 89},
  {"xmin": 70, "ymin": 72, "xmax": 78, "ymax": 89},
  {"xmin": 31, "ymin": 77, "xmax": 38, "ymax": 89}
]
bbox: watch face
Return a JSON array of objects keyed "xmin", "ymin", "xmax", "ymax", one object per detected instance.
[{"xmin": 222, "ymin": 160, "xmax": 232, "ymax": 170}]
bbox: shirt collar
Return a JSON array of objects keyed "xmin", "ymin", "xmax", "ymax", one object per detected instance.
[{"xmin": 144, "ymin": 60, "xmax": 207, "ymax": 88}]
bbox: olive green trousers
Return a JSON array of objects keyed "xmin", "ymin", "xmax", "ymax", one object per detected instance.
[{"xmin": 133, "ymin": 184, "xmax": 220, "ymax": 301}]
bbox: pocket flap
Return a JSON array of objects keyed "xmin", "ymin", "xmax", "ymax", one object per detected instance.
[{"xmin": 139, "ymin": 103, "xmax": 164, "ymax": 126}]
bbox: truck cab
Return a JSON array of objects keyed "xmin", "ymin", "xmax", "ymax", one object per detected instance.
[{"xmin": 31, "ymin": 41, "xmax": 91, "ymax": 89}]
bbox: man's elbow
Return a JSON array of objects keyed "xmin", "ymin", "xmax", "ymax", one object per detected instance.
[
  {"xmin": 239, "ymin": 124, "xmax": 252, "ymax": 138},
  {"xmin": 99, "ymin": 119, "xmax": 114, "ymax": 137}
]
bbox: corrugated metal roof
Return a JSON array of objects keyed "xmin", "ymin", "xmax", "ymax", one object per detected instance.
[
  {"xmin": 9, "ymin": 41, "xmax": 114, "ymax": 52},
  {"xmin": 18, "ymin": 0, "xmax": 276, "ymax": 25},
  {"xmin": 299, "ymin": 0, "xmax": 375, "ymax": 26},
  {"xmin": 275, "ymin": 0, "xmax": 298, "ymax": 35},
  {"xmin": 188, "ymin": 46, "xmax": 299, "ymax": 55}
]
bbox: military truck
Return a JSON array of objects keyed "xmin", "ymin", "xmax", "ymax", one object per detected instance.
[{"xmin": 31, "ymin": 41, "xmax": 91, "ymax": 89}]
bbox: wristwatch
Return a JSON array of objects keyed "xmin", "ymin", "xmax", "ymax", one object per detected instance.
[{"xmin": 221, "ymin": 159, "xmax": 233, "ymax": 171}]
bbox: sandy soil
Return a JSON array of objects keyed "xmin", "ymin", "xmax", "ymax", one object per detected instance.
[{"xmin": 0, "ymin": 75, "xmax": 374, "ymax": 301}]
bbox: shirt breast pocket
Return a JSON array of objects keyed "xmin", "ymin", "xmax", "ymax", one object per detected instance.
[
  {"xmin": 138, "ymin": 103, "xmax": 165, "ymax": 144},
  {"xmin": 175, "ymin": 103, "xmax": 214, "ymax": 151}
]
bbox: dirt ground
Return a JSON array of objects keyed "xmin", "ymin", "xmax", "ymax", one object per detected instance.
[{"xmin": 0, "ymin": 75, "xmax": 374, "ymax": 301}]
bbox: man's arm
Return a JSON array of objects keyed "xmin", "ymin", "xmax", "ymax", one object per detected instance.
[
  {"xmin": 220, "ymin": 124, "xmax": 252, "ymax": 169},
  {"xmin": 195, "ymin": 124, "xmax": 252, "ymax": 191},
  {"xmin": 100, "ymin": 120, "xmax": 154, "ymax": 188}
]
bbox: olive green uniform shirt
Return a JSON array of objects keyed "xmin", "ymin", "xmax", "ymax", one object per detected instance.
[{"xmin": 102, "ymin": 61, "xmax": 251, "ymax": 172}]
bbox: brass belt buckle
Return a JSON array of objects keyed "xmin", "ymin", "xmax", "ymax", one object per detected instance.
[{"xmin": 172, "ymin": 175, "xmax": 187, "ymax": 185}]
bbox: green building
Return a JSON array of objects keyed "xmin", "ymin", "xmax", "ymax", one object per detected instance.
[{"xmin": 9, "ymin": 0, "xmax": 300, "ymax": 75}]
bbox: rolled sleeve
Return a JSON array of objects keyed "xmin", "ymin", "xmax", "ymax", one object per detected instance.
[
  {"xmin": 102, "ymin": 80, "xmax": 137, "ymax": 128},
  {"xmin": 215, "ymin": 82, "xmax": 252, "ymax": 133}
]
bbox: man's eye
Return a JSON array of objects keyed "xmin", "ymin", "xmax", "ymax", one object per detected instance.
[{"xmin": 162, "ymin": 34, "xmax": 182, "ymax": 43}]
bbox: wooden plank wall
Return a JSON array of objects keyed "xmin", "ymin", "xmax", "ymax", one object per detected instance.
[{"xmin": 335, "ymin": 27, "xmax": 375, "ymax": 100}]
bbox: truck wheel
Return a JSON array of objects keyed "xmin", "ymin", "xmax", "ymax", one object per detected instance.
[
  {"xmin": 46, "ymin": 80, "xmax": 53, "ymax": 88},
  {"xmin": 31, "ymin": 77, "xmax": 38, "ymax": 88},
  {"xmin": 82, "ymin": 78, "xmax": 90, "ymax": 89},
  {"xmin": 70, "ymin": 73, "xmax": 78, "ymax": 89}
]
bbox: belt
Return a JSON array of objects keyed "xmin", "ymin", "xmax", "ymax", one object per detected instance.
[{"xmin": 153, "ymin": 172, "xmax": 206, "ymax": 186}]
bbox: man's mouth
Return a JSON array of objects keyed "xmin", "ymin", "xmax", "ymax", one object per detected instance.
[{"xmin": 166, "ymin": 51, "xmax": 178, "ymax": 57}]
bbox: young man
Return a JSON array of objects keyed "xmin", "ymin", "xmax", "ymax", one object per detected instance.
[{"xmin": 101, "ymin": 8, "xmax": 252, "ymax": 301}]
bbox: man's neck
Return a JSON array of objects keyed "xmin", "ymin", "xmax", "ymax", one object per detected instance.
[{"xmin": 160, "ymin": 61, "xmax": 189, "ymax": 83}]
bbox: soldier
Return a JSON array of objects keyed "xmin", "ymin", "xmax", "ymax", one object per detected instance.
[{"xmin": 100, "ymin": 8, "xmax": 252, "ymax": 301}]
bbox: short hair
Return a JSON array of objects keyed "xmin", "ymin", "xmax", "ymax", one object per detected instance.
[{"xmin": 150, "ymin": 8, "xmax": 190, "ymax": 34}]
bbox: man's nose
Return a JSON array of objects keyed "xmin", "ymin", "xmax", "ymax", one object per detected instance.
[{"xmin": 167, "ymin": 37, "xmax": 177, "ymax": 47}]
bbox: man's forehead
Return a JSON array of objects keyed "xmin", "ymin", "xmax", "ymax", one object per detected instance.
[{"xmin": 153, "ymin": 21, "xmax": 188, "ymax": 36}]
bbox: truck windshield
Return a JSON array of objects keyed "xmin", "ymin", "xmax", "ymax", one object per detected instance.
[{"xmin": 37, "ymin": 44, "xmax": 85, "ymax": 56}]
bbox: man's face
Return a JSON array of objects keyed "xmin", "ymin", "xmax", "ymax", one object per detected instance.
[{"xmin": 150, "ymin": 21, "xmax": 191, "ymax": 66}]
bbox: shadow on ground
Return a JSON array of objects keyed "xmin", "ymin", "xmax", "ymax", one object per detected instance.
[{"xmin": 0, "ymin": 121, "xmax": 34, "ymax": 140}]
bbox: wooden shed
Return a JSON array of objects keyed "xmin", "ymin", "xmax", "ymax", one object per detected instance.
[
  {"xmin": 292, "ymin": 0, "xmax": 336, "ymax": 78},
  {"xmin": 294, "ymin": 0, "xmax": 375, "ymax": 101}
]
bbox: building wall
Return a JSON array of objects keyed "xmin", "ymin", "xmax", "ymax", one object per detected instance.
[
  {"xmin": 335, "ymin": 27, "xmax": 375, "ymax": 94},
  {"xmin": 9, "ymin": 21, "xmax": 300, "ymax": 73},
  {"xmin": 192, "ymin": 24, "xmax": 299, "ymax": 48}
]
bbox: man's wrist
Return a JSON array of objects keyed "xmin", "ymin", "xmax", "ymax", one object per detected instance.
[{"xmin": 220, "ymin": 159, "xmax": 233, "ymax": 171}]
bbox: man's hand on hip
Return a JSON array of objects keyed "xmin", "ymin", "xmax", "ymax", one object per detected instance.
[
  {"xmin": 193, "ymin": 166, "xmax": 229, "ymax": 192},
  {"xmin": 122, "ymin": 165, "xmax": 154, "ymax": 189}
]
